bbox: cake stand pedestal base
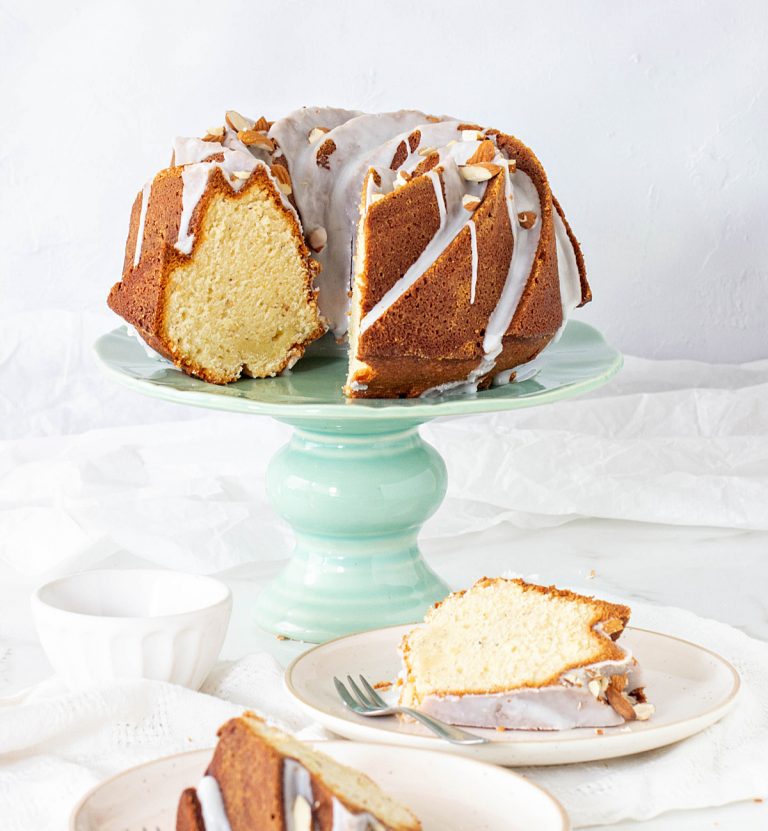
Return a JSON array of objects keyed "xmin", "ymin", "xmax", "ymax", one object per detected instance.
[
  {"xmin": 95, "ymin": 321, "xmax": 622, "ymax": 645},
  {"xmin": 254, "ymin": 419, "xmax": 450, "ymax": 642}
]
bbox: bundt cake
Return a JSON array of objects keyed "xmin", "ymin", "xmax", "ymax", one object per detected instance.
[
  {"xmin": 398, "ymin": 578, "xmax": 654, "ymax": 730},
  {"xmin": 176, "ymin": 712, "xmax": 421, "ymax": 831},
  {"xmin": 108, "ymin": 107, "xmax": 590, "ymax": 397}
]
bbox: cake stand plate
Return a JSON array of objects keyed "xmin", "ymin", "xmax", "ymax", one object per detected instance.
[{"xmin": 94, "ymin": 321, "xmax": 621, "ymax": 643}]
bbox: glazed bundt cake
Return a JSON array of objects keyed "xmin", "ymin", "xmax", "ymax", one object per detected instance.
[{"xmin": 108, "ymin": 107, "xmax": 590, "ymax": 397}]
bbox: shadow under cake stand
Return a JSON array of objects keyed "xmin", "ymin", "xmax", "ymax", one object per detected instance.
[{"xmin": 94, "ymin": 321, "xmax": 621, "ymax": 643}]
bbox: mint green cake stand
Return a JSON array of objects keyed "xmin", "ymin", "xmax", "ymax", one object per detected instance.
[{"xmin": 94, "ymin": 321, "xmax": 621, "ymax": 643}]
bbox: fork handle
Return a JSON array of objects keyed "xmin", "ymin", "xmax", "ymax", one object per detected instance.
[{"xmin": 398, "ymin": 707, "xmax": 486, "ymax": 745}]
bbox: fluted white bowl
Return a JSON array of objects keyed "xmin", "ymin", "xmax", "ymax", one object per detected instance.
[{"xmin": 31, "ymin": 569, "xmax": 232, "ymax": 690}]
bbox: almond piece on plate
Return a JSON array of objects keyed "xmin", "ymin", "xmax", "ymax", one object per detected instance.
[
  {"xmin": 606, "ymin": 686, "xmax": 637, "ymax": 721},
  {"xmin": 462, "ymin": 194, "xmax": 481, "ymax": 212}
]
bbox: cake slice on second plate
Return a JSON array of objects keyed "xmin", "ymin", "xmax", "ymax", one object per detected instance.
[
  {"xmin": 398, "ymin": 577, "xmax": 653, "ymax": 730},
  {"xmin": 176, "ymin": 712, "xmax": 421, "ymax": 831}
]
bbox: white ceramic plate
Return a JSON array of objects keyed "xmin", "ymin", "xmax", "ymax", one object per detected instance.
[
  {"xmin": 285, "ymin": 626, "xmax": 740, "ymax": 766},
  {"xmin": 69, "ymin": 742, "xmax": 569, "ymax": 831}
]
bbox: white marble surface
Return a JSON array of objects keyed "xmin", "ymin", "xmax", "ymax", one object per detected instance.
[{"xmin": 3, "ymin": 517, "xmax": 767, "ymax": 828}]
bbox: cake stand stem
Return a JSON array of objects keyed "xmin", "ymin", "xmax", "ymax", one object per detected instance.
[{"xmin": 254, "ymin": 417, "xmax": 450, "ymax": 642}]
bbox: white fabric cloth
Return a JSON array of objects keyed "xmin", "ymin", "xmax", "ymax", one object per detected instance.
[{"xmin": 0, "ymin": 600, "xmax": 765, "ymax": 830}]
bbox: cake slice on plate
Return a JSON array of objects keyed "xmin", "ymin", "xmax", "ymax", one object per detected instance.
[
  {"xmin": 176, "ymin": 712, "xmax": 421, "ymax": 831},
  {"xmin": 398, "ymin": 577, "xmax": 653, "ymax": 730}
]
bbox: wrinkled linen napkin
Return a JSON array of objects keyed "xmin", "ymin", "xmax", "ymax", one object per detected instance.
[{"xmin": 0, "ymin": 598, "xmax": 765, "ymax": 830}]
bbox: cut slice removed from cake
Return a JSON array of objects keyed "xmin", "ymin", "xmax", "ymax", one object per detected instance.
[
  {"xmin": 398, "ymin": 577, "xmax": 653, "ymax": 730},
  {"xmin": 176, "ymin": 712, "xmax": 422, "ymax": 831}
]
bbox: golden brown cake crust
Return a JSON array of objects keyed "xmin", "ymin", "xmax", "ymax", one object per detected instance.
[
  {"xmin": 176, "ymin": 787, "xmax": 205, "ymax": 831},
  {"xmin": 108, "ymin": 164, "xmax": 323, "ymax": 383},
  {"xmin": 400, "ymin": 577, "xmax": 631, "ymax": 697},
  {"xmin": 348, "ymin": 130, "xmax": 591, "ymax": 398}
]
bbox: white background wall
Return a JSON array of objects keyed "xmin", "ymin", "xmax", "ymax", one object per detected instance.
[{"xmin": 1, "ymin": 0, "xmax": 766, "ymax": 436}]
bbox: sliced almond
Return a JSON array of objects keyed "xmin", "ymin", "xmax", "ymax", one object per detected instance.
[
  {"xmin": 459, "ymin": 162, "xmax": 502, "ymax": 182},
  {"xmin": 225, "ymin": 110, "xmax": 254, "ymax": 133},
  {"xmin": 238, "ymin": 130, "xmax": 275, "ymax": 152},
  {"xmin": 462, "ymin": 194, "xmax": 481, "ymax": 212},
  {"xmin": 202, "ymin": 125, "xmax": 225, "ymax": 142},
  {"xmin": 602, "ymin": 618, "xmax": 624, "ymax": 636},
  {"xmin": 231, "ymin": 170, "xmax": 251, "ymax": 180},
  {"xmin": 308, "ymin": 126, "xmax": 330, "ymax": 144},
  {"xmin": 418, "ymin": 145, "xmax": 437, "ymax": 156},
  {"xmin": 316, "ymin": 138, "xmax": 336, "ymax": 169},
  {"xmin": 461, "ymin": 129, "xmax": 484, "ymax": 142},
  {"xmin": 394, "ymin": 169, "xmax": 412, "ymax": 188},
  {"xmin": 633, "ymin": 702, "xmax": 655, "ymax": 721},
  {"xmin": 425, "ymin": 115, "xmax": 441, "ymax": 123},
  {"xmin": 518, "ymin": 211, "xmax": 537, "ymax": 229},
  {"xmin": 270, "ymin": 163, "xmax": 292, "ymax": 195},
  {"xmin": 466, "ymin": 140, "xmax": 496, "ymax": 165},
  {"xmin": 606, "ymin": 687, "xmax": 637, "ymax": 721},
  {"xmin": 587, "ymin": 679, "xmax": 603, "ymax": 699},
  {"xmin": 253, "ymin": 116, "xmax": 270, "ymax": 132},
  {"xmin": 307, "ymin": 227, "xmax": 327, "ymax": 253},
  {"xmin": 292, "ymin": 794, "xmax": 312, "ymax": 831}
]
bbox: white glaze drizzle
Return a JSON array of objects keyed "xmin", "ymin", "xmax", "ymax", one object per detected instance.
[
  {"xmin": 197, "ymin": 775, "xmax": 232, "ymax": 831},
  {"xmin": 172, "ymin": 136, "xmax": 298, "ymax": 257},
  {"xmin": 429, "ymin": 168, "xmax": 447, "ymax": 228},
  {"xmin": 468, "ymin": 219, "xmax": 478, "ymax": 304},
  {"xmin": 133, "ymin": 181, "xmax": 152, "ymax": 267},
  {"xmin": 283, "ymin": 758, "xmax": 383, "ymax": 831},
  {"xmin": 552, "ymin": 205, "xmax": 584, "ymax": 332},
  {"xmin": 419, "ymin": 161, "xmax": 541, "ymax": 397},
  {"xmin": 270, "ymin": 109, "xmax": 443, "ymax": 337},
  {"xmin": 283, "ymin": 758, "xmax": 313, "ymax": 831},
  {"xmin": 482, "ymin": 162, "xmax": 541, "ymax": 357},
  {"xmin": 487, "ymin": 202, "xmax": 585, "ymax": 390},
  {"xmin": 360, "ymin": 150, "xmax": 477, "ymax": 334}
]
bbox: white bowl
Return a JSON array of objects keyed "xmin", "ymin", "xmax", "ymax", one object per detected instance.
[{"xmin": 31, "ymin": 569, "xmax": 232, "ymax": 690}]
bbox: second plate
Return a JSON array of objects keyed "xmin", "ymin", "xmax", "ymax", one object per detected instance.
[{"xmin": 285, "ymin": 625, "xmax": 739, "ymax": 766}]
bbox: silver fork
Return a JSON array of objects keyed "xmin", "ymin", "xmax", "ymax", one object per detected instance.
[{"xmin": 333, "ymin": 674, "xmax": 487, "ymax": 745}]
